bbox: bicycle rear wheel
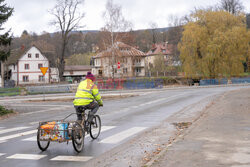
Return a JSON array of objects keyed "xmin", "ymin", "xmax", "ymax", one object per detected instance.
[
  {"xmin": 90, "ymin": 115, "xmax": 101, "ymax": 139},
  {"xmin": 37, "ymin": 129, "xmax": 50, "ymax": 151},
  {"xmin": 72, "ymin": 121, "xmax": 84, "ymax": 153}
]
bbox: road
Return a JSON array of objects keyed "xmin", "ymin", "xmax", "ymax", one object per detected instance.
[{"xmin": 0, "ymin": 85, "xmax": 249, "ymax": 167}]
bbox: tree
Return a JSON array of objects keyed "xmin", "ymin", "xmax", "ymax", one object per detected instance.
[
  {"xmin": 102, "ymin": 0, "xmax": 132, "ymax": 78},
  {"xmin": 49, "ymin": 0, "xmax": 85, "ymax": 81},
  {"xmin": 65, "ymin": 52, "xmax": 93, "ymax": 66},
  {"xmin": 0, "ymin": 0, "xmax": 13, "ymax": 87},
  {"xmin": 220, "ymin": 0, "xmax": 244, "ymax": 15},
  {"xmin": 151, "ymin": 56, "xmax": 167, "ymax": 76},
  {"xmin": 179, "ymin": 10, "xmax": 249, "ymax": 79}
]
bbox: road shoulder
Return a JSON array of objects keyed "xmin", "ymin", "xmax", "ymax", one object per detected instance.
[{"xmin": 151, "ymin": 88, "xmax": 250, "ymax": 167}]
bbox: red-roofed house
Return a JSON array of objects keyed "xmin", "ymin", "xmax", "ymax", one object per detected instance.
[
  {"xmin": 146, "ymin": 42, "xmax": 179, "ymax": 69},
  {"xmin": 92, "ymin": 42, "xmax": 146, "ymax": 78}
]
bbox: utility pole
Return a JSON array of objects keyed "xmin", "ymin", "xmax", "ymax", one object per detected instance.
[{"xmin": 111, "ymin": 26, "xmax": 114, "ymax": 80}]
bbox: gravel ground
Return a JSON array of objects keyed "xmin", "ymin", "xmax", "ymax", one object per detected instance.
[{"xmin": 151, "ymin": 88, "xmax": 250, "ymax": 167}]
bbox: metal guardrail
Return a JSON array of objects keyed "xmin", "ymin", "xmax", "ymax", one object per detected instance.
[{"xmin": 26, "ymin": 85, "xmax": 72, "ymax": 94}]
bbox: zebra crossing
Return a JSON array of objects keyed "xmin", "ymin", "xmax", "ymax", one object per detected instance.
[{"xmin": 0, "ymin": 123, "xmax": 147, "ymax": 162}]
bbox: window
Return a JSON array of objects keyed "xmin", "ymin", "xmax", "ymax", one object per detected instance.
[
  {"xmin": 134, "ymin": 59, "xmax": 141, "ymax": 64},
  {"xmin": 36, "ymin": 53, "xmax": 39, "ymax": 58},
  {"xmin": 39, "ymin": 75, "xmax": 44, "ymax": 82},
  {"xmin": 38, "ymin": 64, "xmax": 43, "ymax": 69},
  {"xmin": 136, "ymin": 68, "xmax": 141, "ymax": 73},
  {"xmin": 28, "ymin": 54, "xmax": 31, "ymax": 58},
  {"xmin": 24, "ymin": 64, "xmax": 29, "ymax": 70},
  {"xmin": 121, "ymin": 58, "xmax": 127, "ymax": 63},
  {"xmin": 98, "ymin": 70, "xmax": 103, "ymax": 75},
  {"xmin": 23, "ymin": 76, "xmax": 29, "ymax": 82},
  {"xmin": 123, "ymin": 68, "xmax": 127, "ymax": 74}
]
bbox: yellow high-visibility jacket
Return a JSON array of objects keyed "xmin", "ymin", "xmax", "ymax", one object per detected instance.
[{"xmin": 73, "ymin": 79, "xmax": 103, "ymax": 106}]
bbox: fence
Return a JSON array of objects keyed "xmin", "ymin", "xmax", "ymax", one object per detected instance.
[
  {"xmin": 199, "ymin": 77, "xmax": 250, "ymax": 86},
  {"xmin": 95, "ymin": 78, "xmax": 164, "ymax": 90}
]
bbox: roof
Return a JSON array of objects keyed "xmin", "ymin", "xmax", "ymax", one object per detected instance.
[
  {"xmin": 6, "ymin": 48, "xmax": 26, "ymax": 65},
  {"xmin": 146, "ymin": 42, "xmax": 174, "ymax": 56},
  {"xmin": 94, "ymin": 42, "xmax": 146, "ymax": 58},
  {"xmin": 64, "ymin": 65, "xmax": 92, "ymax": 71},
  {"xmin": 6, "ymin": 45, "xmax": 50, "ymax": 65}
]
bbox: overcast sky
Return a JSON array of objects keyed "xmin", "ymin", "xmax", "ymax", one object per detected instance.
[{"xmin": 4, "ymin": 0, "xmax": 250, "ymax": 37}]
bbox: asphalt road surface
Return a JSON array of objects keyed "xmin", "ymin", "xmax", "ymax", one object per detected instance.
[{"xmin": 0, "ymin": 85, "xmax": 249, "ymax": 167}]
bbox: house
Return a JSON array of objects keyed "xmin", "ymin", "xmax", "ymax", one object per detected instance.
[
  {"xmin": 63, "ymin": 65, "xmax": 92, "ymax": 83},
  {"xmin": 146, "ymin": 42, "xmax": 178, "ymax": 68},
  {"xmin": 92, "ymin": 42, "xmax": 146, "ymax": 78},
  {"xmin": 6, "ymin": 45, "xmax": 57, "ymax": 85}
]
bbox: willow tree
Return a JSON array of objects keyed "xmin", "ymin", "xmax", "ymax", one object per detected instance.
[{"xmin": 179, "ymin": 10, "xmax": 249, "ymax": 79}]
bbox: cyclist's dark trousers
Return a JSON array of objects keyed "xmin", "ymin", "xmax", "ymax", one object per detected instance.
[{"xmin": 75, "ymin": 101, "xmax": 99, "ymax": 122}]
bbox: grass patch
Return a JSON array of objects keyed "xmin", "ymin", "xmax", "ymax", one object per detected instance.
[
  {"xmin": 0, "ymin": 87, "xmax": 20, "ymax": 97},
  {"xmin": 0, "ymin": 105, "xmax": 14, "ymax": 116}
]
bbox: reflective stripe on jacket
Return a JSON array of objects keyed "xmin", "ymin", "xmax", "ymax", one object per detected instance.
[{"xmin": 73, "ymin": 79, "xmax": 103, "ymax": 106}]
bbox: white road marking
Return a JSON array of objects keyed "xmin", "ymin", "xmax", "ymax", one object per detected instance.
[
  {"xmin": 0, "ymin": 130, "xmax": 37, "ymax": 141},
  {"xmin": 0, "ymin": 153, "xmax": 5, "ymax": 156},
  {"xmin": 50, "ymin": 156, "xmax": 92, "ymax": 162},
  {"xmin": 100, "ymin": 126, "xmax": 116, "ymax": 132},
  {"xmin": 7, "ymin": 154, "xmax": 46, "ymax": 160},
  {"xmin": 0, "ymin": 140, "xmax": 6, "ymax": 144},
  {"xmin": 0, "ymin": 127, "xmax": 30, "ymax": 135},
  {"xmin": 22, "ymin": 136, "xmax": 36, "ymax": 141},
  {"xmin": 29, "ymin": 122, "xmax": 39, "ymax": 125},
  {"xmin": 23, "ymin": 126, "xmax": 116, "ymax": 141},
  {"xmin": 99, "ymin": 127, "xmax": 147, "ymax": 144}
]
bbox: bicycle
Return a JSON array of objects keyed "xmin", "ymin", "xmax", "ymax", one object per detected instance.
[{"xmin": 37, "ymin": 108, "xmax": 101, "ymax": 153}]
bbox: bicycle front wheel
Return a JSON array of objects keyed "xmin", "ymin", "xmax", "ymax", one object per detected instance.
[
  {"xmin": 90, "ymin": 115, "xmax": 101, "ymax": 139},
  {"xmin": 72, "ymin": 121, "xmax": 84, "ymax": 153}
]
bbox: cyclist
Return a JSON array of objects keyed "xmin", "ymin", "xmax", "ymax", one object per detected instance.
[{"xmin": 73, "ymin": 72, "xmax": 103, "ymax": 125}]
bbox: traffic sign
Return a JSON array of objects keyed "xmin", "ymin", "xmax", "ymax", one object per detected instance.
[
  {"xmin": 117, "ymin": 62, "xmax": 120, "ymax": 69},
  {"xmin": 40, "ymin": 67, "xmax": 48, "ymax": 76}
]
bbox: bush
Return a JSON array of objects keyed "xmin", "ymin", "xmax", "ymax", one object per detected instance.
[{"xmin": 0, "ymin": 105, "xmax": 14, "ymax": 116}]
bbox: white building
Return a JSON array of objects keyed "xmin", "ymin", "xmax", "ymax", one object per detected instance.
[{"xmin": 6, "ymin": 45, "xmax": 53, "ymax": 85}]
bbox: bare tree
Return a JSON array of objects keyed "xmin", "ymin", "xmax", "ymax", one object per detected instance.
[
  {"xmin": 49, "ymin": 0, "xmax": 85, "ymax": 81},
  {"xmin": 220, "ymin": 0, "xmax": 244, "ymax": 15},
  {"xmin": 102, "ymin": 0, "xmax": 132, "ymax": 79},
  {"xmin": 149, "ymin": 22, "xmax": 158, "ymax": 44}
]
